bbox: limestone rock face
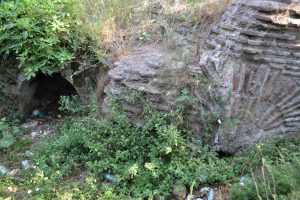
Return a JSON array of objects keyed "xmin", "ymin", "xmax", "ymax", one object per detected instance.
[{"xmin": 200, "ymin": 0, "xmax": 300, "ymax": 153}]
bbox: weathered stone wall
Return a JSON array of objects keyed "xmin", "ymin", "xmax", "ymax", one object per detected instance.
[
  {"xmin": 200, "ymin": 0, "xmax": 300, "ymax": 153},
  {"xmin": 99, "ymin": 0, "xmax": 300, "ymax": 154}
]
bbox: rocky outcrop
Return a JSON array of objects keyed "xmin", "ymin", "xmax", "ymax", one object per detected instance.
[
  {"xmin": 100, "ymin": 0, "xmax": 300, "ymax": 154},
  {"xmin": 200, "ymin": 0, "xmax": 300, "ymax": 153},
  {"xmin": 100, "ymin": 47, "xmax": 194, "ymax": 124}
]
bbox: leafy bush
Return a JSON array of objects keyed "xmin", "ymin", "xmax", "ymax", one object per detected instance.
[
  {"xmin": 0, "ymin": 117, "xmax": 20, "ymax": 150},
  {"xmin": 59, "ymin": 94, "xmax": 98, "ymax": 117},
  {"xmin": 30, "ymin": 94, "xmax": 235, "ymax": 199},
  {"xmin": 0, "ymin": 0, "xmax": 84, "ymax": 78},
  {"xmin": 59, "ymin": 95, "xmax": 85, "ymax": 114}
]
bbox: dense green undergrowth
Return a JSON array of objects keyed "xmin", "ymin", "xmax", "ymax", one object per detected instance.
[
  {"xmin": 2, "ymin": 94, "xmax": 299, "ymax": 199},
  {"xmin": 25, "ymin": 94, "xmax": 235, "ymax": 199},
  {"xmin": 1, "ymin": 0, "xmax": 300, "ymax": 199},
  {"xmin": 1, "ymin": 92, "xmax": 300, "ymax": 200},
  {"xmin": 0, "ymin": 110, "xmax": 22, "ymax": 151}
]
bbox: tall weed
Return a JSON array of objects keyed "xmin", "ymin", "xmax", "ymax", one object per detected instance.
[{"xmin": 230, "ymin": 139, "xmax": 300, "ymax": 200}]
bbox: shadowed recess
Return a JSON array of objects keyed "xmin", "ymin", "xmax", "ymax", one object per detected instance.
[{"xmin": 22, "ymin": 73, "xmax": 78, "ymax": 115}]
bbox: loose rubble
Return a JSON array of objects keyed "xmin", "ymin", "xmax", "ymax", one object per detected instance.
[{"xmin": 21, "ymin": 120, "xmax": 38, "ymax": 130}]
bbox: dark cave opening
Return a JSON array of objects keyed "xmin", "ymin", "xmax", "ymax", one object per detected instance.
[
  {"xmin": 216, "ymin": 150, "xmax": 233, "ymax": 158},
  {"xmin": 24, "ymin": 73, "xmax": 78, "ymax": 115}
]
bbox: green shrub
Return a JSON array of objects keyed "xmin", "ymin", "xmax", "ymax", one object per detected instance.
[
  {"xmin": 59, "ymin": 95, "xmax": 85, "ymax": 114},
  {"xmin": 0, "ymin": 0, "xmax": 85, "ymax": 78},
  {"xmin": 0, "ymin": 117, "xmax": 20, "ymax": 150},
  {"xmin": 30, "ymin": 94, "xmax": 235, "ymax": 199}
]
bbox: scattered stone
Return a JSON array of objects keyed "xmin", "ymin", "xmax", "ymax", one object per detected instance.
[
  {"xmin": 200, "ymin": 187, "xmax": 210, "ymax": 194},
  {"xmin": 21, "ymin": 160, "xmax": 30, "ymax": 170},
  {"xmin": 8, "ymin": 169, "xmax": 20, "ymax": 176},
  {"xmin": 157, "ymin": 196, "xmax": 165, "ymax": 200},
  {"xmin": 7, "ymin": 186, "xmax": 18, "ymax": 192},
  {"xmin": 21, "ymin": 120, "xmax": 38, "ymax": 129},
  {"xmin": 173, "ymin": 183, "xmax": 187, "ymax": 200},
  {"xmin": 43, "ymin": 129, "xmax": 53, "ymax": 136},
  {"xmin": 197, "ymin": 187, "xmax": 214, "ymax": 199},
  {"xmin": 31, "ymin": 131, "xmax": 38, "ymax": 138},
  {"xmin": 0, "ymin": 166, "xmax": 8, "ymax": 175}
]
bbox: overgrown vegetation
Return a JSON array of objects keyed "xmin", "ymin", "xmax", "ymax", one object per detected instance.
[
  {"xmin": 0, "ymin": 118, "xmax": 20, "ymax": 150},
  {"xmin": 0, "ymin": 0, "xmax": 82, "ymax": 77},
  {"xmin": 2, "ymin": 101, "xmax": 300, "ymax": 199},
  {"xmin": 1, "ymin": 0, "xmax": 300, "ymax": 199},
  {"xmin": 25, "ymin": 92, "xmax": 235, "ymax": 199},
  {"xmin": 230, "ymin": 139, "xmax": 300, "ymax": 200}
]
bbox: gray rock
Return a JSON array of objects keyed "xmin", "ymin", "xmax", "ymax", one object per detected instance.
[
  {"xmin": 8, "ymin": 169, "xmax": 20, "ymax": 176},
  {"xmin": 21, "ymin": 121, "xmax": 38, "ymax": 130},
  {"xmin": 101, "ymin": 47, "xmax": 179, "ymax": 119},
  {"xmin": 43, "ymin": 129, "xmax": 53, "ymax": 136},
  {"xmin": 173, "ymin": 183, "xmax": 187, "ymax": 200},
  {"xmin": 200, "ymin": 187, "xmax": 210, "ymax": 194},
  {"xmin": 157, "ymin": 196, "xmax": 166, "ymax": 200},
  {"xmin": 31, "ymin": 131, "xmax": 38, "ymax": 138}
]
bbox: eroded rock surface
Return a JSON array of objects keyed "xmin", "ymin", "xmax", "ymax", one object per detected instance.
[
  {"xmin": 200, "ymin": 0, "xmax": 300, "ymax": 153},
  {"xmin": 101, "ymin": 47, "xmax": 188, "ymax": 124}
]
